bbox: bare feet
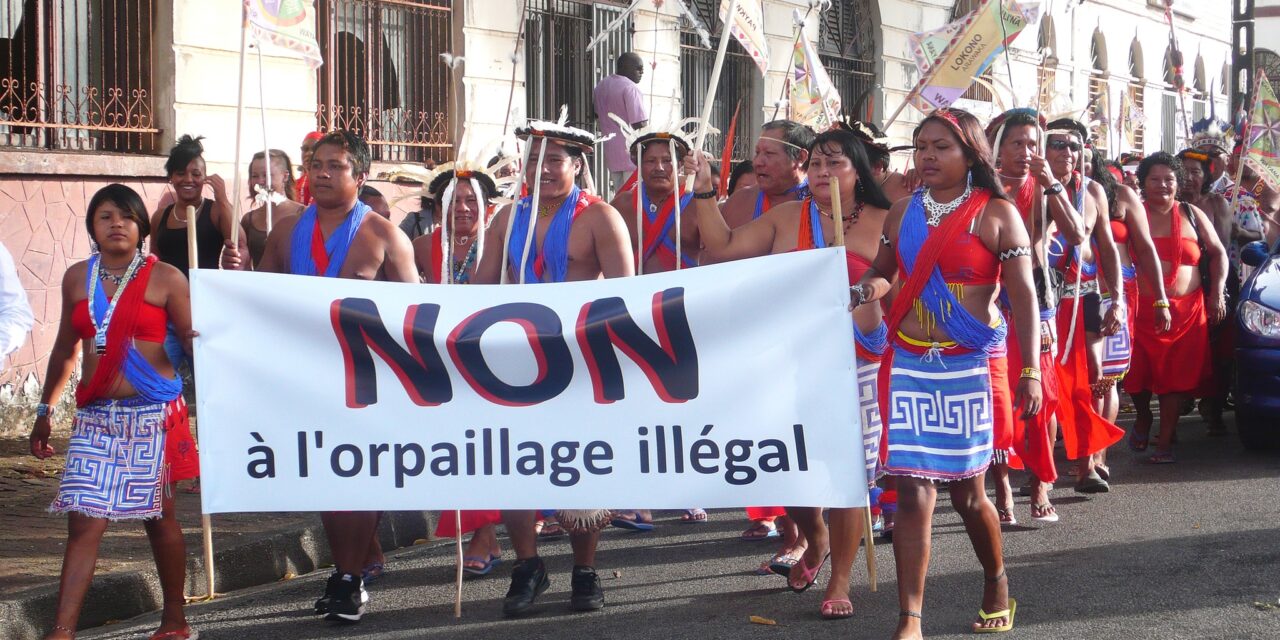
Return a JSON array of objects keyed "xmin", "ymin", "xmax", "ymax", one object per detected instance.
[{"xmin": 892, "ymin": 610, "xmax": 923, "ymax": 640}]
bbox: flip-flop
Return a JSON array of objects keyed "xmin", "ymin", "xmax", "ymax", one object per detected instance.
[
  {"xmin": 536, "ymin": 520, "xmax": 566, "ymax": 539},
  {"xmin": 768, "ymin": 554, "xmax": 801, "ymax": 577},
  {"xmin": 1147, "ymin": 451, "xmax": 1176, "ymax": 464},
  {"xmin": 680, "ymin": 508, "xmax": 708, "ymax": 523},
  {"xmin": 973, "ymin": 598, "xmax": 1017, "ymax": 633},
  {"xmin": 361, "ymin": 561, "xmax": 386, "ymax": 583},
  {"xmin": 610, "ymin": 511, "xmax": 655, "ymax": 532},
  {"xmin": 821, "ymin": 598, "xmax": 854, "ymax": 620},
  {"xmin": 462, "ymin": 554, "xmax": 498, "ymax": 577},
  {"xmin": 1030, "ymin": 503, "xmax": 1058, "ymax": 523},
  {"xmin": 996, "ymin": 508, "xmax": 1017, "ymax": 527},
  {"xmin": 788, "ymin": 552, "xmax": 830, "ymax": 593},
  {"xmin": 740, "ymin": 520, "xmax": 780, "ymax": 541}
]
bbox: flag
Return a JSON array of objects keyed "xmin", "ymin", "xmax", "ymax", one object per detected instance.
[
  {"xmin": 720, "ymin": 0, "xmax": 769, "ymax": 76},
  {"xmin": 1244, "ymin": 71, "xmax": 1280, "ymax": 192},
  {"xmin": 790, "ymin": 35, "xmax": 841, "ymax": 131},
  {"xmin": 907, "ymin": 0, "xmax": 1040, "ymax": 110},
  {"xmin": 1091, "ymin": 84, "xmax": 1111, "ymax": 148},
  {"xmin": 246, "ymin": 0, "xmax": 323, "ymax": 69}
]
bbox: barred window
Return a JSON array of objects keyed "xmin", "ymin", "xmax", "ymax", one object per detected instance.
[
  {"xmin": 818, "ymin": 0, "xmax": 875, "ymax": 121},
  {"xmin": 0, "ymin": 0, "xmax": 157, "ymax": 153},
  {"xmin": 316, "ymin": 0, "xmax": 453, "ymax": 164},
  {"xmin": 681, "ymin": 0, "xmax": 756, "ymax": 161}
]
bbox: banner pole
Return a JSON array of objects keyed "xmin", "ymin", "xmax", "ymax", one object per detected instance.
[
  {"xmin": 257, "ymin": 43, "xmax": 273, "ymax": 235},
  {"xmin": 229, "ymin": 6, "xmax": 249, "ymax": 249},
  {"xmin": 683, "ymin": 0, "xmax": 739, "ymax": 195},
  {"xmin": 1228, "ymin": 73, "xmax": 1263, "ymax": 219},
  {"xmin": 185, "ymin": 202, "xmax": 217, "ymax": 600},
  {"xmin": 454, "ymin": 510, "xmax": 463, "ymax": 618}
]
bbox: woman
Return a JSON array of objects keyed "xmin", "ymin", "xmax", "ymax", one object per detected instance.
[
  {"xmin": 1088, "ymin": 154, "xmax": 1170, "ymax": 451},
  {"xmin": 413, "ymin": 168, "xmax": 504, "ymax": 575},
  {"xmin": 691, "ymin": 126, "xmax": 893, "ymax": 619},
  {"xmin": 1126, "ymin": 152, "xmax": 1228, "ymax": 462},
  {"xmin": 29, "ymin": 184, "xmax": 199, "ymax": 640},
  {"xmin": 851, "ymin": 108, "xmax": 1042, "ymax": 636},
  {"xmin": 241, "ymin": 149, "xmax": 305, "ymax": 267},
  {"xmin": 150, "ymin": 135, "xmax": 235, "ymax": 277}
]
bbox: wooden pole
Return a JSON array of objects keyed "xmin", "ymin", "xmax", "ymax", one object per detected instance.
[
  {"xmin": 454, "ymin": 510, "xmax": 463, "ymax": 618},
  {"xmin": 185, "ymin": 203, "xmax": 217, "ymax": 600},
  {"xmin": 683, "ymin": 0, "xmax": 739, "ymax": 196},
  {"xmin": 229, "ymin": 8, "xmax": 249, "ymax": 248},
  {"xmin": 256, "ymin": 43, "xmax": 274, "ymax": 235},
  {"xmin": 831, "ymin": 176, "xmax": 844, "ymax": 247}
]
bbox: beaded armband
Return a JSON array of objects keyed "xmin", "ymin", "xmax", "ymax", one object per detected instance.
[
  {"xmin": 880, "ymin": 234, "xmax": 892, "ymax": 246},
  {"xmin": 999, "ymin": 246, "xmax": 1032, "ymax": 261}
]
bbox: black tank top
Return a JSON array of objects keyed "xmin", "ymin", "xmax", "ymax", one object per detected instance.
[{"xmin": 154, "ymin": 200, "xmax": 224, "ymax": 278}]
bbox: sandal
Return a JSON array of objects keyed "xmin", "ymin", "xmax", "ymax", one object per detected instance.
[
  {"xmin": 1095, "ymin": 464, "xmax": 1111, "ymax": 481},
  {"xmin": 788, "ymin": 552, "xmax": 830, "ymax": 593},
  {"xmin": 150, "ymin": 627, "xmax": 199, "ymax": 640},
  {"xmin": 361, "ymin": 561, "xmax": 386, "ymax": 583},
  {"xmin": 1127, "ymin": 431, "xmax": 1149, "ymax": 452},
  {"xmin": 768, "ymin": 551, "xmax": 802, "ymax": 577},
  {"xmin": 1030, "ymin": 502, "xmax": 1058, "ymax": 523},
  {"xmin": 536, "ymin": 519, "xmax": 566, "ymax": 539},
  {"xmin": 821, "ymin": 598, "xmax": 854, "ymax": 620},
  {"xmin": 1147, "ymin": 451, "xmax": 1176, "ymax": 464},
  {"xmin": 462, "ymin": 553, "xmax": 501, "ymax": 577},
  {"xmin": 610, "ymin": 510, "xmax": 655, "ymax": 532},
  {"xmin": 740, "ymin": 519, "xmax": 780, "ymax": 541},
  {"xmin": 973, "ymin": 598, "xmax": 1017, "ymax": 633},
  {"xmin": 681, "ymin": 508, "xmax": 708, "ymax": 523},
  {"xmin": 996, "ymin": 507, "xmax": 1017, "ymax": 526}
]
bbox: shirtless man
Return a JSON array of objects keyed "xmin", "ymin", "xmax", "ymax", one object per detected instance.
[
  {"xmin": 717, "ymin": 120, "xmax": 814, "ymax": 232},
  {"xmin": 471, "ymin": 122, "xmax": 634, "ymax": 616},
  {"xmin": 610, "ymin": 131, "xmax": 701, "ymax": 274},
  {"xmin": 221, "ymin": 130, "xmax": 416, "ymax": 624}
]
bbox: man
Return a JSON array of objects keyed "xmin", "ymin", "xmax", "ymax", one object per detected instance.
[
  {"xmin": 1043, "ymin": 118, "xmax": 1126, "ymax": 497},
  {"xmin": 472, "ymin": 120, "xmax": 634, "ymax": 616},
  {"xmin": 986, "ymin": 109, "xmax": 1086, "ymax": 522},
  {"xmin": 222, "ymin": 130, "xmax": 416, "ymax": 624},
  {"xmin": 296, "ymin": 131, "xmax": 325, "ymax": 206},
  {"xmin": 358, "ymin": 185, "xmax": 392, "ymax": 219},
  {"xmin": 609, "ymin": 128, "xmax": 700, "ymax": 275},
  {"xmin": 593, "ymin": 52, "xmax": 648, "ymax": 197},
  {"xmin": 0, "ymin": 242, "xmax": 33, "ymax": 371},
  {"xmin": 716, "ymin": 120, "xmax": 814, "ymax": 232}
]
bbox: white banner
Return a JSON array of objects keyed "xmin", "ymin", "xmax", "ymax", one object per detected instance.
[{"xmin": 191, "ymin": 249, "xmax": 865, "ymax": 513}]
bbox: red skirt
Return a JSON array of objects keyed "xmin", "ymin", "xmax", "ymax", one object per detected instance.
[
  {"xmin": 745, "ymin": 507, "xmax": 786, "ymax": 520},
  {"xmin": 1125, "ymin": 291, "xmax": 1211, "ymax": 395},
  {"xmin": 1054, "ymin": 301, "xmax": 1125, "ymax": 459},
  {"xmin": 165, "ymin": 397, "xmax": 200, "ymax": 482},
  {"xmin": 1002, "ymin": 319, "xmax": 1059, "ymax": 483},
  {"xmin": 434, "ymin": 510, "xmax": 502, "ymax": 538}
]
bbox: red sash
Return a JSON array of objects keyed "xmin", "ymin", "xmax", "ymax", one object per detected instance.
[
  {"xmin": 310, "ymin": 216, "xmax": 331, "ymax": 274},
  {"xmin": 641, "ymin": 189, "xmax": 688, "ymax": 271},
  {"xmin": 877, "ymin": 190, "xmax": 992, "ymax": 465},
  {"xmin": 76, "ymin": 256, "xmax": 158, "ymax": 407}
]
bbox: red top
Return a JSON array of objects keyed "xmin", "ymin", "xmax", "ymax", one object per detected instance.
[
  {"xmin": 71, "ymin": 298, "xmax": 167, "ymax": 343},
  {"xmin": 1150, "ymin": 203, "xmax": 1201, "ymax": 288},
  {"xmin": 931, "ymin": 230, "xmax": 1000, "ymax": 285},
  {"xmin": 794, "ymin": 197, "xmax": 875, "ymax": 284},
  {"xmin": 1109, "ymin": 218, "xmax": 1129, "ymax": 246}
]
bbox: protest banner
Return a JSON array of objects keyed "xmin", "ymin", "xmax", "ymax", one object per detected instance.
[{"xmin": 191, "ymin": 249, "xmax": 867, "ymax": 513}]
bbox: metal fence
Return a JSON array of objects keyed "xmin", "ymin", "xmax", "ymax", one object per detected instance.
[
  {"xmin": 0, "ymin": 0, "xmax": 158, "ymax": 153},
  {"xmin": 316, "ymin": 0, "xmax": 453, "ymax": 164}
]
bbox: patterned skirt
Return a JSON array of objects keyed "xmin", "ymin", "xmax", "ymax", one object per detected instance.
[
  {"xmin": 856, "ymin": 355, "xmax": 883, "ymax": 488},
  {"xmin": 1099, "ymin": 266, "xmax": 1136, "ymax": 387},
  {"xmin": 50, "ymin": 398, "xmax": 176, "ymax": 520},
  {"xmin": 883, "ymin": 340, "xmax": 994, "ymax": 481}
]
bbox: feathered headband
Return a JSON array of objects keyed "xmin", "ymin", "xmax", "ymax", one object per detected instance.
[
  {"xmin": 607, "ymin": 115, "xmax": 718, "ymax": 156},
  {"xmin": 516, "ymin": 105, "xmax": 612, "ymax": 153}
]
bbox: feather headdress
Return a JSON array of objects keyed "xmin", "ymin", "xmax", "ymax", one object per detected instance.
[{"xmin": 516, "ymin": 105, "xmax": 612, "ymax": 152}]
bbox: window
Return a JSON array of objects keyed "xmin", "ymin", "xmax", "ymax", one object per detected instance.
[
  {"xmin": 1089, "ymin": 75, "xmax": 1110, "ymax": 155},
  {"xmin": 1128, "ymin": 83, "xmax": 1146, "ymax": 152},
  {"xmin": 681, "ymin": 0, "xmax": 755, "ymax": 161},
  {"xmin": 0, "ymin": 0, "xmax": 157, "ymax": 153},
  {"xmin": 817, "ymin": 0, "xmax": 875, "ymax": 122},
  {"xmin": 316, "ymin": 0, "xmax": 453, "ymax": 164}
]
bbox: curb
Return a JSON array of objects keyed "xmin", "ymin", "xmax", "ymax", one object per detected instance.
[{"xmin": 0, "ymin": 511, "xmax": 436, "ymax": 640}]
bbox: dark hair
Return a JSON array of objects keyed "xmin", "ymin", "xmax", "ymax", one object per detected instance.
[
  {"xmin": 165, "ymin": 134, "xmax": 205, "ymax": 177},
  {"xmin": 985, "ymin": 111, "xmax": 1041, "ymax": 150},
  {"xmin": 637, "ymin": 138, "xmax": 689, "ymax": 162},
  {"xmin": 85, "ymin": 184, "xmax": 151, "ymax": 249},
  {"xmin": 251, "ymin": 149, "xmax": 297, "ymax": 201},
  {"xmin": 1176, "ymin": 148, "xmax": 1213, "ymax": 194},
  {"xmin": 807, "ymin": 128, "xmax": 893, "ymax": 210},
  {"xmin": 1088, "ymin": 152, "xmax": 1119, "ymax": 215},
  {"xmin": 913, "ymin": 108, "xmax": 1010, "ymax": 202},
  {"xmin": 359, "ymin": 185, "xmax": 384, "ymax": 200},
  {"xmin": 727, "ymin": 159, "xmax": 754, "ymax": 195},
  {"xmin": 761, "ymin": 120, "xmax": 816, "ymax": 162},
  {"xmin": 1136, "ymin": 151, "xmax": 1186, "ymax": 196},
  {"xmin": 849, "ymin": 121, "xmax": 891, "ymax": 169},
  {"xmin": 1045, "ymin": 118, "xmax": 1089, "ymax": 141},
  {"xmin": 314, "ymin": 130, "xmax": 372, "ymax": 178}
]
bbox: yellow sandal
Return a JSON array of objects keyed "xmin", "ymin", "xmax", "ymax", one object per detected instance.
[{"xmin": 973, "ymin": 598, "xmax": 1016, "ymax": 633}]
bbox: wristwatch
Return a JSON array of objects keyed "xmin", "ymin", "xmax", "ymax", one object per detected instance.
[
  {"xmin": 1043, "ymin": 181, "xmax": 1065, "ymax": 196},
  {"xmin": 36, "ymin": 403, "xmax": 54, "ymax": 418},
  {"xmin": 849, "ymin": 284, "xmax": 868, "ymax": 307}
]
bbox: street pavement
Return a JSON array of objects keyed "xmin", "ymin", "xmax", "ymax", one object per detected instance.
[{"xmin": 68, "ymin": 414, "xmax": 1280, "ymax": 639}]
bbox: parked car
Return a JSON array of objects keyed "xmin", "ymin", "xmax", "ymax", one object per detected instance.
[{"xmin": 1235, "ymin": 239, "xmax": 1280, "ymax": 449}]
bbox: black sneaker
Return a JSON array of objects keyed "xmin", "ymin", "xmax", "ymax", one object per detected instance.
[
  {"xmin": 322, "ymin": 573, "xmax": 367, "ymax": 623},
  {"xmin": 503, "ymin": 557, "xmax": 550, "ymax": 617},
  {"xmin": 314, "ymin": 571, "xmax": 340, "ymax": 615},
  {"xmin": 569, "ymin": 565, "xmax": 605, "ymax": 612}
]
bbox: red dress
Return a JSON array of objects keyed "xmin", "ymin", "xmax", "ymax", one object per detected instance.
[{"xmin": 1125, "ymin": 204, "xmax": 1211, "ymax": 395}]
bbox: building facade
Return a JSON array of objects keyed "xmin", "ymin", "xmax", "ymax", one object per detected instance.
[{"xmin": 0, "ymin": 0, "xmax": 1232, "ymax": 405}]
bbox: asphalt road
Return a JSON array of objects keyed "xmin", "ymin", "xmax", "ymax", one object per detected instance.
[{"xmin": 81, "ymin": 416, "xmax": 1280, "ymax": 640}]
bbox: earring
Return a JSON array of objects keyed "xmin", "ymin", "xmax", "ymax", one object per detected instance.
[{"xmin": 966, "ymin": 169, "xmax": 973, "ymax": 188}]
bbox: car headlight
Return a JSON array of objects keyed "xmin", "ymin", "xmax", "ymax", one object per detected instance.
[{"xmin": 1241, "ymin": 300, "xmax": 1280, "ymax": 338}]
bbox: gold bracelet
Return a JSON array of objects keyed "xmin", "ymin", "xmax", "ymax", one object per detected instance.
[
  {"xmin": 1153, "ymin": 299, "xmax": 1171, "ymax": 309},
  {"xmin": 1019, "ymin": 367, "xmax": 1041, "ymax": 381}
]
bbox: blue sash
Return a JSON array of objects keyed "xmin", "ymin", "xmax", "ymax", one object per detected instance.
[
  {"xmin": 289, "ymin": 201, "xmax": 371, "ymax": 277},
  {"xmin": 641, "ymin": 189, "xmax": 697, "ymax": 268},
  {"xmin": 86, "ymin": 255, "xmax": 182, "ymax": 404},
  {"xmin": 751, "ymin": 181, "xmax": 807, "ymax": 220},
  {"xmin": 806, "ymin": 198, "xmax": 828, "ymax": 249},
  {"xmin": 898, "ymin": 192, "xmax": 1007, "ymax": 355},
  {"xmin": 507, "ymin": 186, "xmax": 582, "ymax": 283}
]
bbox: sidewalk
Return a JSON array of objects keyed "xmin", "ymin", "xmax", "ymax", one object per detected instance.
[{"xmin": 0, "ymin": 435, "xmax": 438, "ymax": 640}]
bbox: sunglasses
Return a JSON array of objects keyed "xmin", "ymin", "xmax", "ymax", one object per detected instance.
[{"xmin": 1047, "ymin": 139, "xmax": 1082, "ymax": 152}]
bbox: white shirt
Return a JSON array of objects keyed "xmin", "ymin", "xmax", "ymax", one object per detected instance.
[{"xmin": 0, "ymin": 243, "xmax": 34, "ymax": 369}]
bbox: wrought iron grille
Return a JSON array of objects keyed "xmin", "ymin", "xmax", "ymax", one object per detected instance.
[
  {"xmin": 0, "ymin": 0, "xmax": 158, "ymax": 153},
  {"xmin": 818, "ymin": 0, "xmax": 875, "ymax": 122},
  {"xmin": 680, "ymin": 0, "xmax": 755, "ymax": 162},
  {"xmin": 316, "ymin": 0, "xmax": 453, "ymax": 164},
  {"xmin": 1088, "ymin": 74, "xmax": 1110, "ymax": 154}
]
